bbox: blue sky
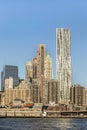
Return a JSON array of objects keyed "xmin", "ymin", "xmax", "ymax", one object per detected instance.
[{"xmin": 0, "ymin": 0, "xmax": 87, "ymax": 88}]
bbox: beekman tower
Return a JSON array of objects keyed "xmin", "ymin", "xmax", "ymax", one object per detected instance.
[{"xmin": 56, "ymin": 28, "xmax": 72, "ymax": 104}]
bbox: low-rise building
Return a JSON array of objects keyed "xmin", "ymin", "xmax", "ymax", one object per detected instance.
[{"xmin": 4, "ymin": 80, "xmax": 31, "ymax": 106}]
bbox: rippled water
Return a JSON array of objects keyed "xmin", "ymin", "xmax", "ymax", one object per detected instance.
[{"xmin": 0, "ymin": 118, "xmax": 87, "ymax": 130}]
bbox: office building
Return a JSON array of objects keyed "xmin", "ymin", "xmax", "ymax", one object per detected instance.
[
  {"xmin": 56, "ymin": 28, "xmax": 72, "ymax": 104},
  {"xmin": 1, "ymin": 72, "xmax": 4, "ymax": 91},
  {"xmin": 1, "ymin": 65, "xmax": 19, "ymax": 90}
]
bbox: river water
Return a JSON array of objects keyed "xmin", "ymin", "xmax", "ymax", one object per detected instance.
[{"xmin": 0, "ymin": 118, "xmax": 87, "ymax": 130}]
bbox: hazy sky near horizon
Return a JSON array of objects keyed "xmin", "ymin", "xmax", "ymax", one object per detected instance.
[{"xmin": 0, "ymin": 0, "xmax": 87, "ymax": 87}]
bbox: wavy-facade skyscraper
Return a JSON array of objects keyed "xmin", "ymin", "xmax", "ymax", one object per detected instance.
[{"xmin": 56, "ymin": 28, "xmax": 72, "ymax": 104}]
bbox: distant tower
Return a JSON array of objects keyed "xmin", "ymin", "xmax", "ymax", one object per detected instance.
[
  {"xmin": 37, "ymin": 44, "xmax": 46, "ymax": 80},
  {"xmin": 32, "ymin": 57, "xmax": 37, "ymax": 79},
  {"xmin": 37, "ymin": 44, "xmax": 46, "ymax": 102},
  {"xmin": 26, "ymin": 61, "xmax": 33, "ymax": 80},
  {"xmin": 56, "ymin": 28, "xmax": 72, "ymax": 104},
  {"xmin": 1, "ymin": 65, "xmax": 19, "ymax": 90},
  {"xmin": 44, "ymin": 53, "xmax": 53, "ymax": 80}
]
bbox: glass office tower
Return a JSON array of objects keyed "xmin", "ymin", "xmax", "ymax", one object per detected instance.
[{"xmin": 1, "ymin": 65, "xmax": 19, "ymax": 90}]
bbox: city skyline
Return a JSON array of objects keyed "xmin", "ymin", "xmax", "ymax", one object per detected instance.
[{"xmin": 0, "ymin": 1, "xmax": 87, "ymax": 88}]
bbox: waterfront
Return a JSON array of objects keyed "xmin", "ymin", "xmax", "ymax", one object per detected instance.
[{"xmin": 0, "ymin": 118, "xmax": 87, "ymax": 130}]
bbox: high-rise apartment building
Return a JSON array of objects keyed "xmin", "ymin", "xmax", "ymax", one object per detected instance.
[
  {"xmin": 44, "ymin": 53, "xmax": 53, "ymax": 80},
  {"xmin": 56, "ymin": 28, "xmax": 72, "ymax": 104},
  {"xmin": 1, "ymin": 65, "xmax": 19, "ymax": 90},
  {"xmin": 26, "ymin": 61, "xmax": 33, "ymax": 80},
  {"xmin": 47, "ymin": 80, "xmax": 60, "ymax": 104},
  {"xmin": 70, "ymin": 84, "xmax": 85, "ymax": 106}
]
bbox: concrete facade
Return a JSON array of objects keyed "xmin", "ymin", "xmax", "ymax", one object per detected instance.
[{"xmin": 26, "ymin": 61, "xmax": 33, "ymax": 80}]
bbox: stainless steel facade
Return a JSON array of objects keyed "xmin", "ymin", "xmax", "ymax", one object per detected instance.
[{"xmin": 56, "ymin": 28, "xmax": 72, "ymax": 104}]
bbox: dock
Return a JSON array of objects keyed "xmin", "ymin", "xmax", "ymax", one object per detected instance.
[{"xmin": 0, "ymin": 109, "xmax": 87, "ymax": 118}]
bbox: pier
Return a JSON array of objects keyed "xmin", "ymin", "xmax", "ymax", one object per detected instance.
[{"xmin": 0, "ymin": 109, "xmax": 42, "ymax": 118}]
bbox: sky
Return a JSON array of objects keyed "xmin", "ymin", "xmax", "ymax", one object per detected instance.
[{"xmin": 0, "ymin": 0, "xmax": 87, "ymax": 88}]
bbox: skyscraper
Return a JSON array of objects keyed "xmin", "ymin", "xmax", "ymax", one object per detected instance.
[
  {"xmin": 26, "ymin": 61, "xmax": 33, "ymax": 80},
  {"xmin": 56, "ymin": 28, "xmax": 72, "ymax": 104},
  {"xmin": 37, "ymin": 44, "xmax": 46, "ymax": 80},
  {"xmin": 37, "ymin": 44, "xmax": 46, "ymax": 102},
  {"xmin": 1, "ymin": 65, "xmax": 19, "ymax": 90},
  {"xmin": 32, "ymin": 57, "xmax": 37, "ymax": 79},
  {"xmin": 44, "ymin": 53, "xmax": 53, "ymax": 80}
]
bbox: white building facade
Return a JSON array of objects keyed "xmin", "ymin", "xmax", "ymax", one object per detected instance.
[{"xmin": 56, "ymin": 28, "xmax": 72, "ymax": 104}]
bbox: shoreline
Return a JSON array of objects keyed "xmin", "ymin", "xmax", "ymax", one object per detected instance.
[
  {"xmin": 0, "ymin": 116, "xmax": 87, "ymax": 118},
  {"xmin": 0, "ymin": 109, "xmax": 87, "ymax": 118}
]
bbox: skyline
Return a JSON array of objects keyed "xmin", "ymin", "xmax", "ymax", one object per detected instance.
[{"xmin": 0, "ymin": 1, "xmax": 87, "ymax": 88}]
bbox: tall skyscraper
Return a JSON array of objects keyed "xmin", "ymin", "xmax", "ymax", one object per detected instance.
[
  {"xmin": 56, "ymin": 28, "xmax": 72, "ymax": 104},
  {"xmin": 37, "ymin": 44, "xmax": 46, "ymax": 102},
  {"xmin": 44, "ymin": 53, "xmax": 53, "ymax": 80},
  {"xmin": 1, "ymin": 65, "xmax": 19, "ymax": 90},
  {"xmin": 26, "ymin": 61, "xmax": 33, "ymax": 80},
  {"xmin": 37, "ymin": 44, "xmax": 46, "ymax": 80},
  {"xmin": 43, "ymin": 53, "xmax": 53, "ymax": 104}
]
